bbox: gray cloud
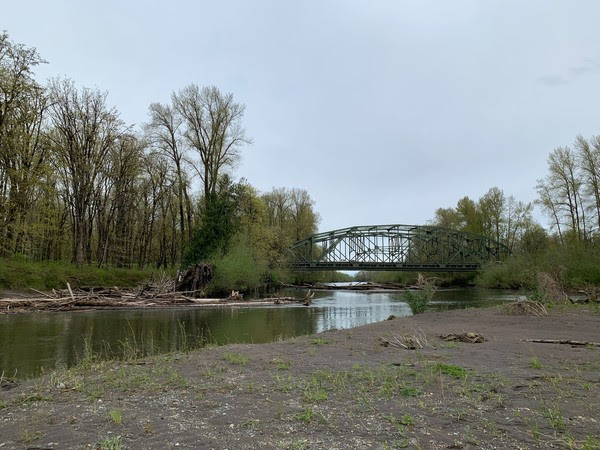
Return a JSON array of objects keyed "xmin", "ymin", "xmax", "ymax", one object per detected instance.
[
  {"xmin": 539, "ymin": 58, "xmax": 600, "ymax": 86},
  {"xmin": 537, "ymin": 75, "xmax": 569, "ymax": 86}
]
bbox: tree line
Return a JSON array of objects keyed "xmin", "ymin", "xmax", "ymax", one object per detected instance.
[
  {"xmin": 0, "ymin": 32, "xmax": 319, "ymax": 278},
  {"xmin": 429, "ymin": 133, "xmax": 600, "ymax": 289},
  {"xmin": 432, "ymin": 133, "xmax": 600, "ymax": 253}
]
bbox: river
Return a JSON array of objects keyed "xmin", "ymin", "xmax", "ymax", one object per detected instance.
[{"xmin": 0, "ymin": 287, "xmax": 520, "ymax": 379}]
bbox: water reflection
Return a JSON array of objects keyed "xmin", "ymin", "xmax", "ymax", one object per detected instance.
[{"xmin": 0, "ymin": 288, "xmax": 517, "ymax": 378}]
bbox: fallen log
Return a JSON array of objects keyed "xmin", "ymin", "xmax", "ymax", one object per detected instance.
[{"xmin": 522, "ymin": 338, "xmax": 600, "ymax": 347}]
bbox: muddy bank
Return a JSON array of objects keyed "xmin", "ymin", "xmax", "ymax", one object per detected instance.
[{"xmin": 1, "ymin": 305, "xmax": 599, "ymax": 449}]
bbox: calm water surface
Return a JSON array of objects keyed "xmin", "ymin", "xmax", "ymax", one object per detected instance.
[{"xmin": 0, "ymin": 288, "xmax": 518, "ymax": 378}]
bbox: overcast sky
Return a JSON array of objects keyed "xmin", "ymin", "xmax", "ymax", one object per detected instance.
[{"xmin": 4, "ymin": 1, "xmax": 600, "ymax": 232}]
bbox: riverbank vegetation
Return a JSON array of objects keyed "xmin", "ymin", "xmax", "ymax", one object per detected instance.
[
  {"xmin": 0, "ymin": 32, "xmax": 320, "ymax": 293},
  {"xmin": 362, "ymin": 133, "xmax": 600, "ymax": 293},
  {"xmin": 0, "ymin": 258, "xmax": 165, "ymax": 291},
  {"xmin": 429, "ymin": 132, "xmax": 600, "ymax": 292}
]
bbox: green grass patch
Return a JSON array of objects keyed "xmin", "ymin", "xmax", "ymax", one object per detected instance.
[
  {"xmin": 293, "ymin": 406, "xmax": 326, "ymax": 424},
  {"xmin": 97, "ymin": 435, "xmax": 123, "ymax": 450},
  {"xmin": 273, "ymin": 358, "xmax": 291, "ymax": 370},
  {"xmin": 0, "ymin": 257, "xmax": 173, "ymax": 290},
  {"xmin": 109, "ymin": 409, "xmax": 123, "ymax": 425},
  {"xmin": 400, "ymin": 386, "xmax": 421, "ymax": 397},
  {"xmin": 529, "ymin": 356, "xmax": 544, "ymax": 369},
  {"xmin": 310, "ymin": 337, "xmax": 329, "ymax": 346},
  {"xmin": 223, "ymin": 352, "xmax": 249, "ymax": 366},
  {"xmin": 434, "ymin": 363, "xmax": 469, "ymax": 379},
  {"xmin": 100, "ymin": 362, "xmax": 191, "ymax": 393}
]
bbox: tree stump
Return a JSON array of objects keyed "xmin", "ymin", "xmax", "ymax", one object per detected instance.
[{"xmin": 176, "ymin": 263, "xmax": 213, "ymax": 295}]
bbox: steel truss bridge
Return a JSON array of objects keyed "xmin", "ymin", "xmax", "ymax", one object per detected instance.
[{"xmin": 290, "ymin": 224, "xmax": 510, "ymax": 272}]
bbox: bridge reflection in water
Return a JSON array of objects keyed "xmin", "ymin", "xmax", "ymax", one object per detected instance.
[
  {"xmin": 290, "ymin": 224, "xmax": 510, "ymax": 272},
  {"xmin": 308, "ymin": 291, "xmax": 411, "ymax": 332}
]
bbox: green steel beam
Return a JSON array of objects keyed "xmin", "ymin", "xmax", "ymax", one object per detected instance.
[{"xmin": 289, "ymin": 224, "xmax": 510, "ymax": 272}]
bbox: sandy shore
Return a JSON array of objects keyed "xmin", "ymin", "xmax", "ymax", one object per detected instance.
[{"xmin": 1, "ymin": 304, "xmax": 599, "ymax": 449}]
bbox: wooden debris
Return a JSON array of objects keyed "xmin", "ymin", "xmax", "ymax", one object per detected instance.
[
  {"xmin": 0, "ymin": 284, "xmax": 302, "ymax": 313},
  {"xmin": 303, "ymin": 290, "xmax": 315, "ymax": 306},
  {"xmin": 503, "ymin": 301, "xmax": 548, "ymax": 316},
  {"xmin": 380, "ymin": 329, "xmax": 430, "ymax": 349},
  {"xmin": 441, "ymin": 332, "xmax": 486, "ymax": 343},
  {"xmin": 522, "ymin": 338, "xmax": 600, "ymax": 347},
  {"xmin": 227, "ymin": 290, "xmax": 244, "ymax": 301}
]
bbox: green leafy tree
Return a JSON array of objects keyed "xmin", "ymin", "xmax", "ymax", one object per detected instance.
[{"xmin": 185, "ymin": 175, "xmax": 239, "ymax": 264}]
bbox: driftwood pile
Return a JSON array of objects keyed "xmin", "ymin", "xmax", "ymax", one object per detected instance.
[
  {"xmin": 0, "ymin": 278, "xmax": 200, "ymax": 312},
  {"xmin": 0, "ymin": 273, "xmax": 314, "ymax": 314}
]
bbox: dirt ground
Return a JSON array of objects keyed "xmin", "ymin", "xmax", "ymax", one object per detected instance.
[{"xmin": 1, "ymin": 304, "xmax": 599, "ymax": 449}]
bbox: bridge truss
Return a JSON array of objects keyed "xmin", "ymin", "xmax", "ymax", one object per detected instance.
[{"xmin": 290, "ymin": 224, "xmax": 510, "ymax": 272}]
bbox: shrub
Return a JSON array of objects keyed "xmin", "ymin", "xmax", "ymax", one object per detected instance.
[
  {"xmin": 403, "ymin": 275, "xmax": 436, "ymax": 314},
  {"xmin": 205, "ymin": 234, "xmax": 266, "ymax": 296}
]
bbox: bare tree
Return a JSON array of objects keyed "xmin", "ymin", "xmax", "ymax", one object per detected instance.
[
  {"xmin": 48, "ymin": 78, "xmax": 123, "ymax": 266},
  {"xmin": 478, "ymin": 187, "xmax": 505, "ymax": 243},
  {"xmin": 548, "ymin": 147, "xmax": 586, "ymax": 240},
  {"xmin": 504, "ymin": 196, "xmax": 532, "ymax": 251},
  {"xmin": 536, "ymin": 178, "xmax": 565, "ymax": 245},
  {"xmin": 289, "ymin": 188, "xmax": 320, "ymax": 240},
  {"xmin": 575, "ymin": 134, "xmax": 600, "ymax": 232},
  {"xmin": 0, "ymin": 31, "xmax": 48, "ymax": 256},
  {"xmin": 173, "ymin": 84, "xmax": 251, "ymax": 203},
  {"xmin": 145, "ymin": 102, "xmax": 192, "ymax": 258}
]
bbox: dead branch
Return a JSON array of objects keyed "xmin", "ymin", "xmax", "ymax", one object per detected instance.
[
  {"xmin": 502, "ymin": 301, "xmax": 548, "ymax": 316},
  {"xmin": 522, "ymin": 339, "xmax": 600, "ymax": 347},
  {"xmin": 379, "ymin": 328, "xmax": 431, "ymax": 349}
]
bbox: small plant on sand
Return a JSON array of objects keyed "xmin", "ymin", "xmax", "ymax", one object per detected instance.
[
  {"xmin": 583, "ymin": 436, "xmax": 600, "ymax": 450},
  {"xmin": 19, "ymin": 429, "xmax": 42, "ymax": 444},
  {"xmin": 295, "ymin": 406, "xmax": 315, "ymax": 423},
  {"xmin": 311, "ymin": 337, "xmax": 329, "ymax": 346},
  {"xmin": 278, "ymin": 439, "xmax": 309, "ymax": 450},
  {"xmin": 400, "ymin": 386, "xmax": 421, "ymax": 397},
  {"xmin": 275, "ymin": 372, "xmax": 294, "ymax": 393},
  {"xmin": 223, "ymin": 352, "xmax": 248, "ymax": 366},
  {"xmin": 242, "ymin": 418, "xmax": 260, "ymax": 429},
  {"xmin": 294, "ymin": 406, "xmax": 326, "ymax": 424},
  {"xmin": 399, "ymin": 414, "xmax": 415, "ymax": 426},
  {"xmin": 98, "ymin": 435, "xmax": 123, "ymax": 450},
  {"xmin": 273, "ymin": 358, "xmax": 291, "ymax": 370},
  {"xmin": 543, "ymin": 405, "xmax": 565, "ymax": 431},
  {"xmin": 435, "ymin": 363, "xmax": 469, "ymax": 379},
  {"xmin": 530, "ymin": 420, "xmax": 541, "ymax": 442},
  {"xmin": 529, "ymin": 356, "xmax": 544, "ymax": 369},
  {"xmin": 403, "ymin": 274, "xmax": 437, "ymax": 314},
  {"xmin": 109, "ymin": 408, "xmax": 123, "ymax": 425},
  {"xmin": 303, "ymin": 377, "xmax": 328, "ymax": 403},
  {"xmin": 387, "ymin": 413, "xmax": 415, "ymax": 429}
]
